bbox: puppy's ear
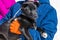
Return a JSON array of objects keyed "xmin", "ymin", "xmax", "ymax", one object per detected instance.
[{"xmin": 34, "ymin": 2, "xmax": 40, "ymax": 7}]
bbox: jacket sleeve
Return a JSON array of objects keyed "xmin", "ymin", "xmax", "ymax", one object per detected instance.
[{"xmin": 40, "ymin": 8, "xmax": 58, "ymax": 40}]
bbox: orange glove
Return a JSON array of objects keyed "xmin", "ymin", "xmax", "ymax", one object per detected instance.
[{"xmin": 10, "ymin": 19, "xmax": 22, "ymax": 34}]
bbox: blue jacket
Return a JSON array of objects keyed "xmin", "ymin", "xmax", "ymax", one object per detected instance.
[{"xmin": 0, "ymin": 0, "xmax": 58, "ymax": 40}]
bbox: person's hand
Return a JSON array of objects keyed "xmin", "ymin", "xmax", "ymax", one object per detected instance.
[{"xmin": 10, "ymin": 19, "xmax": 22, "ymax": 34}]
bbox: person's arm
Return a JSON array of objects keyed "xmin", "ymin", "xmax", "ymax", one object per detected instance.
[
  {"xmin": 40, "ymin": 8, "xmax": 58, "ymax": 40},
  {"xmin": 8, "ymin": 2, "xmax": 22, "ymax": 34}
]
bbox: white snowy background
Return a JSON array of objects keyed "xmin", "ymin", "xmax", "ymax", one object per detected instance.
[{"xmin": 15, "ymin": 0, "xmax": 60, "ymax": 40}]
